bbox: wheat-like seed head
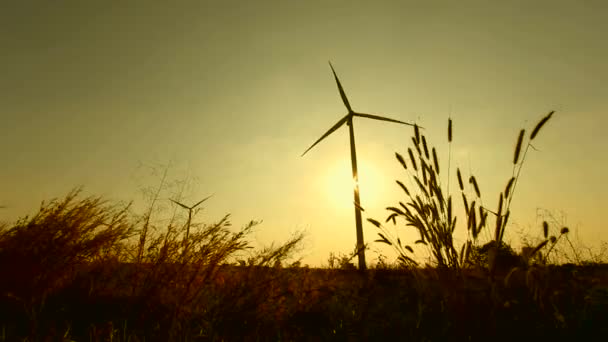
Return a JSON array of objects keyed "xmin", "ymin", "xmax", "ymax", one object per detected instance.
[
  {"xmin": 422, "ymin": 135, "xmax": 430, "ymax": 159},
  {"xmin": 414, "ymin": 176, "xmax": 428, "ymax": 198},
  {"xmin": 513, "ymin": 129, "xmax": 525, "ymax": 165},
  {"xmin": 504, "ymin": 177, "xmax": 515, "ymax": 198},
  {"xmin": 468, "ymin": 202, "xmax": 477, "ymax": 237},
  {"xmin": 530, "ymin": 110, "xmax": 555, "ymax": 141},
  {"xmin": 447, "ymin": 197, "xmax": 452, "ymax": 224},
  {"xmin": 448, "ymin": 118, "xmax": 453, "ymax": 142},
  {"xmin": 396, "ymin": 180, "xmax": 410, "ymax": 196},
  {"xmin": 457, "ymin": 168, "xmax": 464, "ymax": 191},
  {"xmin": 395, "ymin": 152, "xmax": 407, "ymax": 170},
  {"xmin": 412, "ymin": 137, "xmax": 422, "ymax": 156},
  {"xmin": 408, "ymin": 148, "xmax": 418, "ymax": 171},
  {"xmin": 421, "ymin": 158, "xmax": 428, "ymax": 185},
  {"xmin": 432, "ymin": 147, "xmax": 440, "ymax": 174},
  {"xmin": 469, "ymin": 176, "xmax": 481, "ymax": 198},
  {"xmin": 500, "ymin": 210, "xmax": 510, "ymax": 242},
  {"xmin": 462, "ymin": 193, "xmax": 469, "ymax": 214}
]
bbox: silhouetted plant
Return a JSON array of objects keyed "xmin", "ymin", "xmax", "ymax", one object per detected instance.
[{"xmin": 371, "ymin": 111, "xmax": 556, "ymax": 272}]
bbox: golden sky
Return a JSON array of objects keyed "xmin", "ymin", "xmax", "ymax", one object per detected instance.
[{"xmin": 1, "ymin": 1, "xmax": 607, "ymax": 266}]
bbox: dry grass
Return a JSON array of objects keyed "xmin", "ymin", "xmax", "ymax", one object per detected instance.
[
  {"xmin": 370, "ymin": 111, "xmax": 558, "ymax": 275},
  {"xmin": 1, "ymin": 110, "xmax": 606, "ymax": 340},
  {"xmin": 0, "ymin": 186, "xmax": 606, "ymax": 340},
  {"xmin": 0, "ymin": 185, "xmax": 305, "ymax": 340}
]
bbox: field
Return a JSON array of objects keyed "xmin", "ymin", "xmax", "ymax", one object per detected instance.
[
  {"xmin": 1, "ymin": 113, "xmax": 607, "ymax": 341},
  {"xmin": 1, "ymin": 189, "xmax": 607, "ymax": 341}
]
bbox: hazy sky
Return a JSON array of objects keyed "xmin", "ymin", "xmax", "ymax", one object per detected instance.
[{"xmin": 1, "ymin": 1, "xmax": 607, "ymax": 266}]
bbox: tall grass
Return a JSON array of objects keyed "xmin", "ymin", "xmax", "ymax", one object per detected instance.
[
  {"xmin": 0, "ymin": 185, "xmax": 305, "ymax": 340},
  {"xmin": 370, "ymin": 111, "xmax": 556, "ymax": 273}
]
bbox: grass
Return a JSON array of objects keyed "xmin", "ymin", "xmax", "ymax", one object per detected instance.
[
  {"xmin": 0, "ymin": 112, "xmax": 607, "ymax": 340},
  {"xmin": 370, "ymin": 111, "xmax": 560, "ymax": 273}
]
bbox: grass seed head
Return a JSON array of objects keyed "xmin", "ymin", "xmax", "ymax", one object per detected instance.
[
  {"xmin": 468, "ymin": 202, "xmax": 477, "ymax": 236},
  {"xmin": 422, "ymin": 135, "xmax": 430, "ymax": 159},
  {"xmin": 414, "ymin": 176, "xmax": 429, "ymax": 198},
  {"xmin": 478, "ymin": 210, "xmax": 488, "ymax": 233},
  {"xmin": 408, "ymin": 148, "xmax": 418, "ymax": 171},
  {"xmin": 432, "ymin": 147, "xmax": 440, "ymax": 174},
  {"xmin": 367, "ymin": 218, "xmax": 382, "ymax": 228},
  {"xmin": 395, "ymin": 152, "xmax": 407, "ymax": 170},
  {"xmin": 513, "ymin": 129, "xmax": 525, "ymax": 165},
  {"xmin": 543, "ymin": 221, "xmax": 549, "ymax": 238},
  {"xmin": 504, "ymin": 177, "xmax": 515, "ymax": 198},
  {"xmin": 462, "ymin": 193, "xmax": 469, "ymax": 214},
  {"xmin": 447, "ymin": 197, "xmax": 452, "ymax": 223},
  {"xmin": 469, "ymin": 176, "xmax": 481, "ymax": 198},
  {"xmin": 396, "ymin": 180, "xmax": 410, "ymax": 196},
  {"xmin": 457, "ymin": 168, "xmax": 464, "ymax": 191},
  {"xmin": 495, "ymin": 216, "xmax": 503, "ymax": 242},
  {"xmin": 448, "ymin": 118, "xmax": 453, "ymax": 142},
  {"xmin": 412, "ymin": 137, "xmax": 422, "ymax": 156},
  {"xmin": 500, "ymin": 210, "xmax": 510, "ymax": 241},
  {"xmin": 422, "ymin": 161, "xmax": 428, "ymax": 185},
  {"xmin": 530, "ymin": 110, "xmax": 555, "ymax": 141}
]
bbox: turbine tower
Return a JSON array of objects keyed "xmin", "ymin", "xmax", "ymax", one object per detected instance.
[
  {"xmin": 170, "ymin": 194, "xmax": 213, "ymax": 250},
  {"xmin": 302, "ymin": 62, "xmax": 418, "ymax": 271}
]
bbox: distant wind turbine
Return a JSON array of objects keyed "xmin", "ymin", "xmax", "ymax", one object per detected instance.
[
  {"xmin": 170, "ymin": 194, "xmax": 213, "ymax": 243},
  {"xmin": 302, "ymin": 62, "xmax": 418, "ymax": 271}
]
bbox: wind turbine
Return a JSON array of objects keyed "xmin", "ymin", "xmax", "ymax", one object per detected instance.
[
  {"xmin": 302, "ymin": 62, "xmax": 418, "ymax": 271},
  {"xmin": 170, "ymin": 194, "xmax": 213, "ymax": 244}
]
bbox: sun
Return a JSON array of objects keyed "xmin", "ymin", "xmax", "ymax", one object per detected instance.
[{"xmin": 323, "ymin": 158, "xmax": 385, "ymax": 213}]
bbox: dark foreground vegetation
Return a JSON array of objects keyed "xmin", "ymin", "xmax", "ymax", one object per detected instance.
[
  {"xmin": 1, "ymin": 112, "xmax": 606, "ymax": 341},
  {"xmin": 1, "ymin": 191, "xmax": 607, "ymax": 341}
]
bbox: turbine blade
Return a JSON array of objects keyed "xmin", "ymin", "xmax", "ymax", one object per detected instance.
[
  {"xmin": 328, "ymin": 61, "xmax": 353, "ymax": 113},
  {"xmin": 192, "ymin": 194, "xmax": 213, "ymax": 209},
  {"xmin": 302, "ymin": 115, "xmax": 349, "ymax": 157},
  {"xmin": 354, "ymin": 112, "xmax": 419, "ymax": 127},
  {"xmin": 170, "ymin": 199, "xmax": 189, "ymax": 210}
]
